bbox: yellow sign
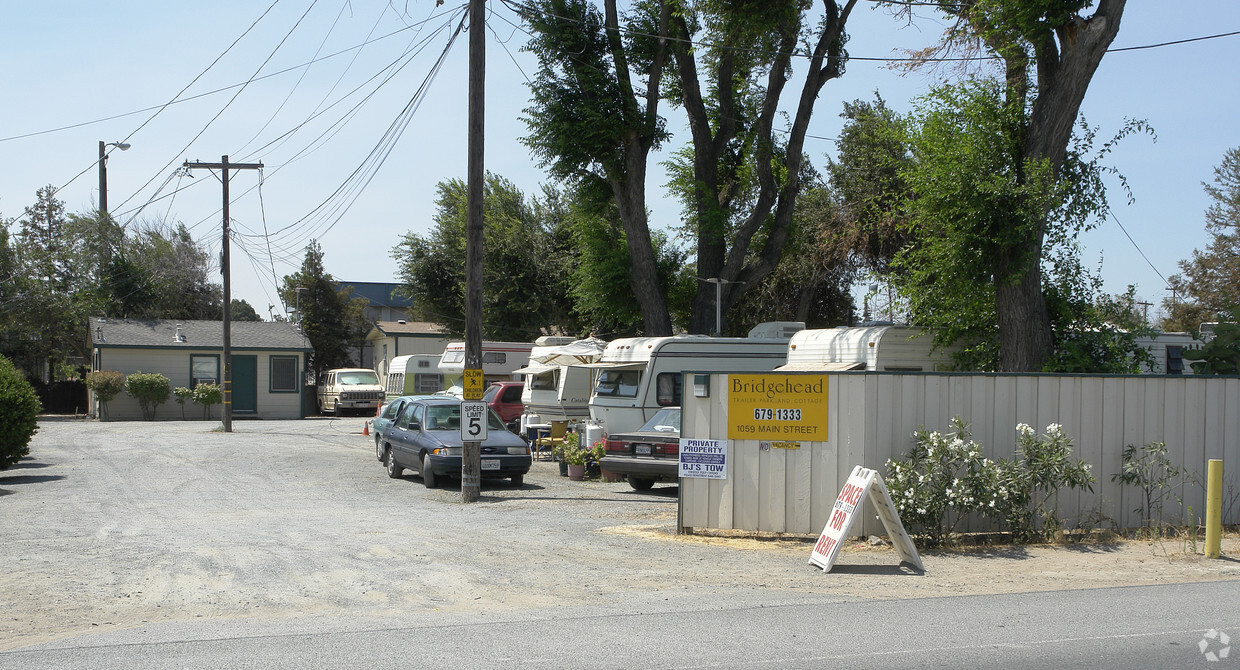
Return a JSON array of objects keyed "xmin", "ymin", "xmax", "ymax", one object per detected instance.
[
  {"xmin": 463, "ymin": 368, "xmax": 484, "ymax": 400},
  {"xmin": 728, "ymin": 374, "xmax": 829, "ymax": 441}
]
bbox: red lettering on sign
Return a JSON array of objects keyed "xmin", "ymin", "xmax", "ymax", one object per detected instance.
[
  {"xmin": 814, "ymin": 536, "xmax": 837, "ymax": 557},
  {"xmin": 828, "ymin": 508, "xmax": 848, "ymax": 532}
]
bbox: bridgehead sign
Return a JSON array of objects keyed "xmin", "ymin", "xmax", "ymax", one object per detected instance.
[{"xmin": 727, "ymin": 374, "xmax": 830, "ymax": 441}]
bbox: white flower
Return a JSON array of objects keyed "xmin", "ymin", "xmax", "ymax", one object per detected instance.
[
  {"xmin": 989, "ymin": 500, "xmax": 996, "ymax": 508},
  {"xmin": 1016, "ymin": 423, "xmax": 1034, "ymax": 437},
  {"xmin": 1046, "ymin": 423, "xmax": 1063, "ymax": 436},
  {"xmin": 917, "ymin": 508, "xmax": 927, "ymax": 515}
]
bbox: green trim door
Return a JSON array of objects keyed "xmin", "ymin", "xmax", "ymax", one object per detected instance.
[{"xmin": 232, "ymin": 355, "xmax": 258, "ymax": 414}]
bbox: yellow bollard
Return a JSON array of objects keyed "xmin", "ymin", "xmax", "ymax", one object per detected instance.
[{"xmin": 1205, "ymin": 459, "xmax": 1223, "ymax": 559}]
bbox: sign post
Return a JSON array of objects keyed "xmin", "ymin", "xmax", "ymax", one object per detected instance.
[{"xmin": 809, "ymin": 465, "xmax": 923, "ymax": 573}]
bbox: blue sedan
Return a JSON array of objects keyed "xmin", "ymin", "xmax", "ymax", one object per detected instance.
[
  {"xmin": 372, "ymin": 395, "xmax": 439, "ymax": 461},
  {"xmin": 377, "ymin": 397, "xmax": 532, "ymax": 488}
]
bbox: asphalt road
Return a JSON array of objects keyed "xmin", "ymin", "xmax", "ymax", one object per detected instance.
[{"xmin": 2, "ymin": 418, "xmax": 1237, "ymax": 668}]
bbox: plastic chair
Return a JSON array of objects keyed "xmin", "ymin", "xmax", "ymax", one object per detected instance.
[{"xmin": 535, "ymin": 421, "xmax": 568, "ymax": 457}]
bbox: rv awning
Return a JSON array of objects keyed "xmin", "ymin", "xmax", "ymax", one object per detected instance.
[
  {"xmin": 774, "ymin": 361, "xmax": 866, "ymax": 372},
  {"xmin": 576, "ymin": 362, "xmax": 645, "ymax": 370},
  {"xmin": 512, "ymin": 363, "xmax": 556, "ymax": 375}
]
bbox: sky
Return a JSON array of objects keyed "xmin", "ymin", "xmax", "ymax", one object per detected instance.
[{"xmin": 2, "ymin": 1, "xmax": 1238, "ymax": 326}]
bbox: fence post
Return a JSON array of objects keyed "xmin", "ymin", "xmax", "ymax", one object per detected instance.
[{"xmin": 1205, "ymin": 459, "xmax": 1223, "ymax": 559}]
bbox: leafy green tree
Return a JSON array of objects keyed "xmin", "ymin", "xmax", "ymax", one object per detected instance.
[
  {"xmin": 884, "ymin": 0, "xmax": 1128, "ymax": 371},
  {"xmin": 520, "ymin": 0, "xmax": 675, "ymax": 334},
  {"xmin": 0, "ymin": 355, "xmax": 41, "ymax": 470},
  {"xmin": 662, "ymin": 0, "xmax": 858, "ymax": 335},
  {"xmin": 280, "ymin": 241, "xmax": 365, "ymax": 381},
  {"xmin": 1164, "ymin": 147, "xmax": 1240, "ymax": 330},
  {"xmin": 231, "ymin": 299, "xmax": 261, "ymax": 322},
  {"xmin": 1182, "ymin": 323, "xmax": 1240, "ymax": 375},
  {"xmin": 564, "ymin": 184, "xmax": 693, "ymax": 336},
  {"xmin": 191, "ymin": 382, "xmax": 223, "ymax": 420},
  {"xmin": 394, "ymin": 174, "xmax": 581, "ymax": 340},
  {"xmin": 725, "ymin": 184, "xmax": 857, "ymax": 331}
]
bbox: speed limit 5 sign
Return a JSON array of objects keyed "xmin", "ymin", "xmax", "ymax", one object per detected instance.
[{"xmin": 460, "ymin": 401, "xmax": 488, "ymax": 441}]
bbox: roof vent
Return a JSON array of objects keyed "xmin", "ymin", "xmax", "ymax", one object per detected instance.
[
  {"xmin": 174, "ymin": 324, "xmax": 186, "ymax": 343},
  {"xmin": 398, "ymin": 319, "xmax": 407, "ymax": 324}
]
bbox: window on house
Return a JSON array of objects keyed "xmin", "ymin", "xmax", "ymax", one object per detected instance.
[
  {"xmin": 191, "ymin": 355, "xmax": 219, "ymax": 387},
  {"xmin": 270, "ymin": 356, "xmax": 298, "ymax": 392}
]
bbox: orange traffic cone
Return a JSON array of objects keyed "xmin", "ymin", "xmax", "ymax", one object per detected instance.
[{"xmin": 363, "ymin": 421, "xmax": 370, "ymax": 437}]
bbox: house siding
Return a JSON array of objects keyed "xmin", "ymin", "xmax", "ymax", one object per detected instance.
[{"xmin": 93, "ymin": 348, "xmax": 304, "ymax": 421}]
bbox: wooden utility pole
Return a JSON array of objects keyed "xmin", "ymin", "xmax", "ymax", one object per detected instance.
[
  {"xmin": 461, "ymin": 0, "xmax": 486, "ymax": 503},
  {"xmin": 182, "ymin": 156, "xmax": 263, "ymax": 433}
]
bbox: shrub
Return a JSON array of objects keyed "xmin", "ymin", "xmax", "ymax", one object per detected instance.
[
  {"xmin": 1112, "ymin": 440, "xmax": 1197, "ymax": 535},
  {"xmin": 85, "ymin": 370, "xmax": 126, "ymax": 420},
  {"xmin": 886, "ymin": 419, "xmax": 1096, "ymax": 545},
  {"xmin": 125, "ymin": 372, "xmax": 171, "ymax": 421},
  {"xmin": 192, "ymin": 383, "xmax": 223, "ymax": 420},
  {"xmin": 0, "ymin": 355, "xmax": 42, "ymax": 470},
  {"xmin": 173, "ymin": 386, "xmax": 193, "ymax": 420}
]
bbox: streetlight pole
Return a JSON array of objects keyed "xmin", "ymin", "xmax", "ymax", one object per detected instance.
[
  {"xmin": 699, "ymin": 278, "xmax": 741, "ymax": 337},
  {"xmin": 97, "ymin": 141, "xmax": 130, "ymax": 215}
]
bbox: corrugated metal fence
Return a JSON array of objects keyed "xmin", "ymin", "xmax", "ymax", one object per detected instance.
[{"xmin": 679, "ymin": 372, "xmax": 1240, "ymax": 535}]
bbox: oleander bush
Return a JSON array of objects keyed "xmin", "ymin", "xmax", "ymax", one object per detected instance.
[{"xmin": 85, "ymin": 370, "xmax": 126, "ymax": 420}]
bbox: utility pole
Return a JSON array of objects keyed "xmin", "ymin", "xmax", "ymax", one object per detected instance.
[
  {"xmin": 461, "ymin": 0, "xmax": 486, "ymax": 503},
  {"xmin": 182, "ymin": 156, "xmax": 263, "ymax": 433}
]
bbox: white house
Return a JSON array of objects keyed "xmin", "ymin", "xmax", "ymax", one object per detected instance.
[{"xmin": 88, "ymin": 317, "xmax": 311, "ymax": 420}]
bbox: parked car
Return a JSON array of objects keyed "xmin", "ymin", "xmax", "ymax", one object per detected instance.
[
  {"xmin": 377, "ymin": 397, "xmax": 532, "ymax": 488},
  {"xmin": 318, "ymin": 368, "xmax": 384, "ymax": 416},
  {"xmin": 482, "ymin": 381, "xmax": 524, "ymax": 430},
  {"xmin": 372, "ymin": 395, "xmax": 438, "ymax": 460},
  {"xmin": 599, "ymin": 407, "xmax": 681, "ymax": 491}
]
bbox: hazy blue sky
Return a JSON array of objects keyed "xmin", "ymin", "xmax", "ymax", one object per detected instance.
[{"xmin": 3, "ymin": 1, "xmax": 1237, "ymax": 325}]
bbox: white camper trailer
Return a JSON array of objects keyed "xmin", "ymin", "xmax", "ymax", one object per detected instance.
[
  {"xmin": 516, "ymin": 337, "xmax": 607, "ymax": 422},
  {"xmin": 383, "ymin": 354, "xmax": 444, "ymax": 399},
  {"xmin": 778, "ymin": 326, "xmax": 1200, "ymax": 375},
  {"xmin": 437, "ymin": 341, "xmax": 537, "ymax": 396},
  {"xmin": 777, "ymin": 326, "xmax": 960, "ymax": 372},
  {"xmin": 587, "ymin": 322, "xmax": 804, "ymax": 436}
]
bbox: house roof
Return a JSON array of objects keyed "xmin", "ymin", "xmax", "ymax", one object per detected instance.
[
  {"xmin": 90, "ymin": 317, "xmax": 311, "ymax": 351},
  {"xmin": 334, "ymin": 281, "xmax": 414, "ymax": 308},
  {"xmin": 371, "ymin": 320, "xmax": 449, "ymax": 336}
]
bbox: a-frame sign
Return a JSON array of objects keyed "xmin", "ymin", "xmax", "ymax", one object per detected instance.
[{"xmin": 809, "ymin": 465, "xmax": 923, "ymax": 572}]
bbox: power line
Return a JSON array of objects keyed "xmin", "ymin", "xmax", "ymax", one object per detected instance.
[{"xmin": 1109, "ymin": 210, "xmax": 1169, "ymax": 287}]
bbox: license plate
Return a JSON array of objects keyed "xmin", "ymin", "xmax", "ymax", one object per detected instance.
[
  {"xmin": 635, "ymin": 445, "xmax": 651, "ymax": 456},
  {"xmin": 482, "ymin": 459, "xmax": 500, "ymax": 470}
]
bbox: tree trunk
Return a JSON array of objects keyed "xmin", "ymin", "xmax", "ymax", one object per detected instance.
[{"xmin": 993, "ymin": 0, "xmax": 1125, "ymax": 371}]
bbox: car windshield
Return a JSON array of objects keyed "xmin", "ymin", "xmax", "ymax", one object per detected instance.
[
  {"xmin": 338, "ymin": 371, "xmax": 379, "ymax": 385},
  {"xmin": 482, "ymin": 385, "xmax": 499, "ymax": 402},
  {"xmin": 638, "ymin": 408, "xmax": 680, "ymax": 433}
]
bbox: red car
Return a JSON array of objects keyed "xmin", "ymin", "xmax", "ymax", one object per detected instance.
[{"xmin": 482, "ymin": 381, "xmax": 525, "ymax": 430}]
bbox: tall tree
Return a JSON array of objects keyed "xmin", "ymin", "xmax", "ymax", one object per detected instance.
[
  {"xmin": 1164, "ymin": 147, "xmax": 1240, "ymax": 331},
  {"xmin": 520, "ymin": 0, "xmax": 674, "ymax": 335},
  {"xmin": 394, "ymin": 174, "xmax": 580, "ymax": 340},
  {"xmin": 664, "ymin": 0, "xmax": 858, "ymax": 334},
  {"xmin": 280, "ymin": 241, "xmax": 363, "ymax": 380},
  {"xmin": 889, "ymin": 0, "xmax": 1127, "ymax": 371}
]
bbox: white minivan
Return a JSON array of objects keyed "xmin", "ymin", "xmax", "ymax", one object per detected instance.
[{"xmin": 317, "ymin": 368, "xmax": 384, "ymax": 415}]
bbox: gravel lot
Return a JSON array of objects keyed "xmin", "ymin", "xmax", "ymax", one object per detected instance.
[{"xmin": 2, "ymin": 417, "xmax": 1238, "ymax": 652}]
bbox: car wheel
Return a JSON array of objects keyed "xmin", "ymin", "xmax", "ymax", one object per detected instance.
[
  {"xmin": 385, "ymin": 449, "xmax": 403, "ymax": 479},
  {"xmin": 628, "ymin": 477, "xmax": 655, "ymax": 491},
  {"xmin": 510, "ymin": 474, "xmax": 523, "ymax": 487},
  {"xmin": 376, "ymin": 437, "xmax": 385, "ymax": 461},
  {"xmin": 422, "ymin": 454, "xmax": 438, "ymax": 488}
]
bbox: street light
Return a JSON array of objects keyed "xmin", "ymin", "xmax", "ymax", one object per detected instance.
[
  {"xmin": 700, "ymin": 277, "xmax": 742, "ymax": 337},
  {"xmin": 98, "ymin": 141, "xmax": 131, "ymax": 215}
]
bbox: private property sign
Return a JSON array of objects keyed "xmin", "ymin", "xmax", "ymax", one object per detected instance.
[
  {"xmin": 728, "ymin": 374, "xmax": 829, "ymax": 441},
  {"xmin": 809, "ymin": 465, "xmax": 923, "ymax": 573},
  {"xmin": 679, "ymin": 438, "xmax": 727, "ymax": 479}
]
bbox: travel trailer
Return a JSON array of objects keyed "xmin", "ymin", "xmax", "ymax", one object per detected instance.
[
  {"xmin": 778, "ymin": 326, "xmax": 1200, "ymax": 374},
  {"xmin": 516, "ymin": 337, "xmax": 608, "ymax": 423},
  {"xmin": 383, "ymin": 354, "xmax": 444, "ymax": 399},
  {"xmin": 777, "ymin": 325, "xmax": 960, "ymax": 372},
  {"xmin": 587, "ymin": 322, "xmax": 804, "ymax": 436},
  {"xmin": 437, "ymin": 339, "xmax": 570, "ymax": 397}
]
